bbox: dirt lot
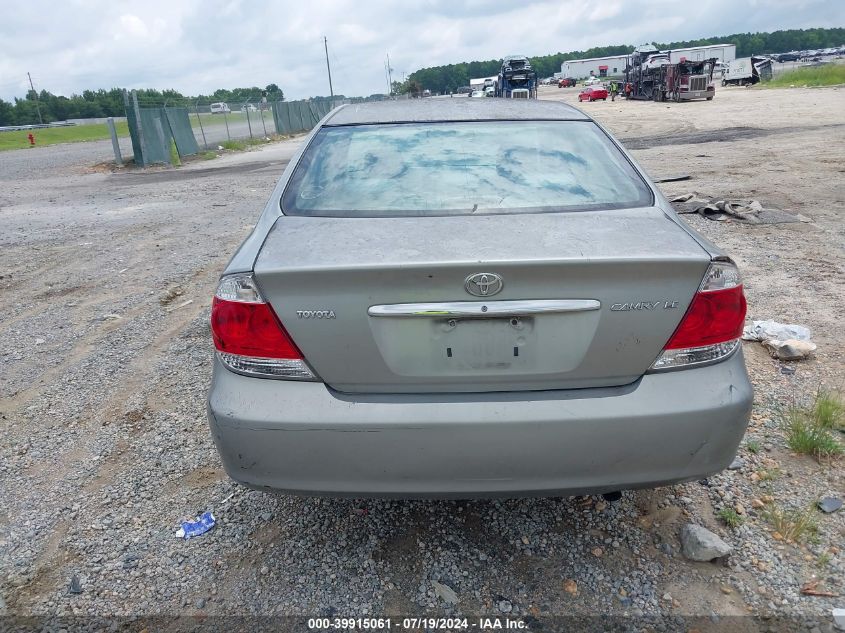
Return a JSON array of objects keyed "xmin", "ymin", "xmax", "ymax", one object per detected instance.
[{"xmin": 1, "ymin": 86, "xmax": 843, "ymax": 629}]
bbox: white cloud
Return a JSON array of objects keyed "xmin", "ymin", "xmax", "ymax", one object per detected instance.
[
  {"xmin": 0, "ymin": 0, "xmax": 841, "ymax": 101},
  {"xmin": 117, "ymin": 14, "xmax": 150, "ymax": 39}
]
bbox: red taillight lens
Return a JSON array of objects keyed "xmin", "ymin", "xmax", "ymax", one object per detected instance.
[
  {"xmin": 665, "ymin": 286, "xmax": 747, "ymax": 349},
  {"xmin": 211, "ymin": 297, "xmax": 303, "ymax": 359},
  {"xmin": 650, "ymin": 261, "xmax": 747, "ymax": 371}
]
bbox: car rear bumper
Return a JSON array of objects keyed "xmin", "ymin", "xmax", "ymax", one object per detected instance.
[{"xmin": 207, "ymin": 349, "xmax": 752, "ymax": 498}]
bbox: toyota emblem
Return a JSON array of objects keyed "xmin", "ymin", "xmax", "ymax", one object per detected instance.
[{"xmin": 464, "ymin": 273, "xmax": 503, "ymax": 297}]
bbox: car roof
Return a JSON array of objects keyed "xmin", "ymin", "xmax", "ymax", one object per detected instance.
[{"xmin": 323, "ymin": 99, "xmax": 590, "ymax": 126}]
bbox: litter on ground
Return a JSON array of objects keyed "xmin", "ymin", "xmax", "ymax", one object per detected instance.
[
  {"xmin": 669, "ymin": 193, "xmax": 808, "ymax": 224},
  {"xmin": 175, "ymin": 511, "xmax": 216, "ymax": 540},
  {"xmin": 742, "ymin": 320, "xmax": 816, "ymax": 360}
]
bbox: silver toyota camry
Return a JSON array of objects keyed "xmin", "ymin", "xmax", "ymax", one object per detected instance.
[{"xmin": 207, "ymin": 99, "xmax": 752, "ymax": 498}]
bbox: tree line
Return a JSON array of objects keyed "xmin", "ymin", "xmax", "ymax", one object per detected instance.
[
  {"xmin": 0, "ymin": 84, "xmax": 284, "ymax": 127},
  {"xmin": 403, "ymin": 27, "xmax": 844, "ymax": 94}
]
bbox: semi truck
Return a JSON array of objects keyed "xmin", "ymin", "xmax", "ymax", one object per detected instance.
[
  {"xmin": 495, "ymin": 55, "xmax": 538, "ymax": 98},
  {"xmin": 656, "ymin": 58, "xmax": 717, "ymax": 101},
  {"xmin": 625, "ymin": 45, "xmax": 717, "ymax": 102}
]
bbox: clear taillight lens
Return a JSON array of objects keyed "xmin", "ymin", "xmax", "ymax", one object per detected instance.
[
  {"xmin": 650, "ymin": 260, "xmax": 747, "ymax": 371},
  {"xmin": 210, "ymin": 273, "xmax": 316, "ymax": 380}
]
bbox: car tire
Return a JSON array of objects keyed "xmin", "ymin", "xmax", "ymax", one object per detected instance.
[{"xmin": 706, "ymin": 96, "xmax": 713, "ymax": 101}]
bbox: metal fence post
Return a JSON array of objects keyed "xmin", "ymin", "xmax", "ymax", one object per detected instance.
[
  {"xmin": 223, "ymin": 109, "xmax": 230, "ymax": 141},
  {"xmin": 246, "ymin": 105, "xmax": 253, "ymax": 139},
  {"xmin": 107, "ymin": 117, "xmax": 123, "ymax": 165},
  {"xmin": 194, "ymin": 101, "xmax": 207, "ymax": 150},
  {"xmin": 132, "ymin": 90, "xmax": 147, "ymax": 166},
  {"xmin": 260, "ymin": 107, "xmax": 268, "ymax": 137}
]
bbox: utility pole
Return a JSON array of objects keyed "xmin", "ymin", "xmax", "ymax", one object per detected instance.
[
  {"xmin": 27, "ymin": 72, "xmax": 43, "ymax": 124},
  {"xmin": 324, "ymin": 36, "xmax": 334, "ymax": 98},
  {"xmin": 386, "ymin": 53, "xmax": 394, "ymax": 95}
]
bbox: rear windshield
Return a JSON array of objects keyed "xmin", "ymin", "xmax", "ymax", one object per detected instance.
[{"xmin": 281, "ymin": 121, "xmax": 652, "ymax": 217}]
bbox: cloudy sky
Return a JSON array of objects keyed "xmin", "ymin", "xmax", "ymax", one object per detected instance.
[{"xmin": 0, "ymin": 0, "xmax": 841, "ymax": 101}]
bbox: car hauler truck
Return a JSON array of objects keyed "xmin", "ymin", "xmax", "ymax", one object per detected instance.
[
  {"xmin": 495, "ymin": 55, "xmax": 538, "ymax": 98},
  {"xmin": 625, "ymin": 46, "xmax": 717, "ymax": 102},
  {"xmin": 656, "ymin": 58, "xmax": 717, "ymax": 101}
]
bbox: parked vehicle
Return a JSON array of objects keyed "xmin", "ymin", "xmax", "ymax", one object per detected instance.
[
  {"xmin": 495, "ymin": 54, "xmax": 537, "ymax": 98},
  {"xmin": 722, "ymin": 57, "xmax": 772, "ymax": 86},
  {"xmin": 657, "ymin": 59, "xmax": 717, "ymax": 101},
  {"xmin": 584, "ymin": 76, "xmax": 602, "ymax": 86},
  {"xmin": 579, "ymin": 86, "xmax": 608, "ymax": 101},
  {"xmin": 210, "ymin": 102, "xmax": 230, "ymax": 114},
  {"xmin": 207, "ymin": 99, "xmax": 752, "ymax": 498},
  {"xmin": 558, "ymin": 77, "xmax": 576, "ymax": 87},
  {"xmin": 240, "ymin": 104, "xmax": 258, "ymax": 112},
  {"xmin": 470, "ymin": 90, "xmax": 486, "ymax": 98},
  {"xmin": 626, "ymin": 48, "xmax": 718, "ymax": 101}
]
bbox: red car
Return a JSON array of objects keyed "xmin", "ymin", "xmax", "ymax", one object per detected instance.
[{"xmin": 578, "ymin": 86, "xmax": 608, "ymax": 102}]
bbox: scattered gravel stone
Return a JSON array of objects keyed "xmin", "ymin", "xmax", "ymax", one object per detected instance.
[
  {"xmin": 68, "ymin": 574, "xmax": 82, "ymax": 595},
  {"xmin": 680, "ymin": 524, "xmax": 732, "ymax": 562},
  {"xmin": 818, "ymin": 497, "xmax": 842, "ymax": 514},
  {"xmin": 728, "ymin": 457, "xmax": 744, "ymax": 470},
  {"xmin": 431, "ymin": 581, "xmax": 459, "ymax": 605},
  {"xmin": 498, "ymin": 600, "xmax": 513, "ymax": 613}
]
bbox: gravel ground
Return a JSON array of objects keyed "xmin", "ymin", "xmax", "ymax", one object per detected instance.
[{"xmin": 1, "ymin": 87, "xmax": 843, "ymax": 630}]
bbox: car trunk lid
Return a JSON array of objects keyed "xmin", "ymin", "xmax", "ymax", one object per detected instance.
[{"xmin": 253, "ymin": 207, "xmax": 710, "ymax": 393}]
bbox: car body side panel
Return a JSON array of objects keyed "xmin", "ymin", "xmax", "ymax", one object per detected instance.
[{"xmin": 207, "ymin": 348, "xmax": 752, "ymax": 498}]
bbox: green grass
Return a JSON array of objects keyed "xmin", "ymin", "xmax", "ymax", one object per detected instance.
[
  {"xmin": 717, "ymin": 507, "xmax": 744, "ymax": 528},
  {"xmin": 763, "ymin": 502, "xmax": 818, "ymax": 543},
  {"xmin": 764, "ymin": 63, "xmax": 845, "ymax": 88},
  {"xmin": 169, "ymin": 140, "xmax": 181, "ymax": 166},
  {"xmin": 757, "ymin": 467, "xmax": 781, "ymax": 482},
  {"xmin": 783, "ymin": 392, "xmax": 844, "ymax": 460},
  {"xmin": 0, "ymin": 121, "xmax": 130, "ymax": 151},
  {"xmin": 745, "ymin": 440, "xmax": 761, "ymax": 454},
  {"xmin": 219, "ymin": 137, "xmax": 270, "ymax": 151},
  {"xmin": 812, "ymin": 390, "xmax": 844, "ymax": 430}
]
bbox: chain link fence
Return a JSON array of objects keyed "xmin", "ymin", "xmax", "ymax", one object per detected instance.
[{"xmin": 124, "ymin": 91, "xmax": 390, "ymax": 165}]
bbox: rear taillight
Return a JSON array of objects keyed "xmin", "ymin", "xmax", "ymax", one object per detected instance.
[
  {"xmin": 650, "ymin": 261, "xmax": 746, "ymax": 371},
  {"xmin": 210, "ymin": 273, "xmax": 316, "ymax": 380}
]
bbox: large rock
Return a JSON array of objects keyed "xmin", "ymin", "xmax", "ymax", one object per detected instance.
[{"xmin": 680, "ymin": 524, "xmax": 732, "ymax": 562}]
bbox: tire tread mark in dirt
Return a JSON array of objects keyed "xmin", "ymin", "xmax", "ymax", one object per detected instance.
[{"xmin": 620, "ymin": 123, "xmax": 845, "ymax": 149}]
